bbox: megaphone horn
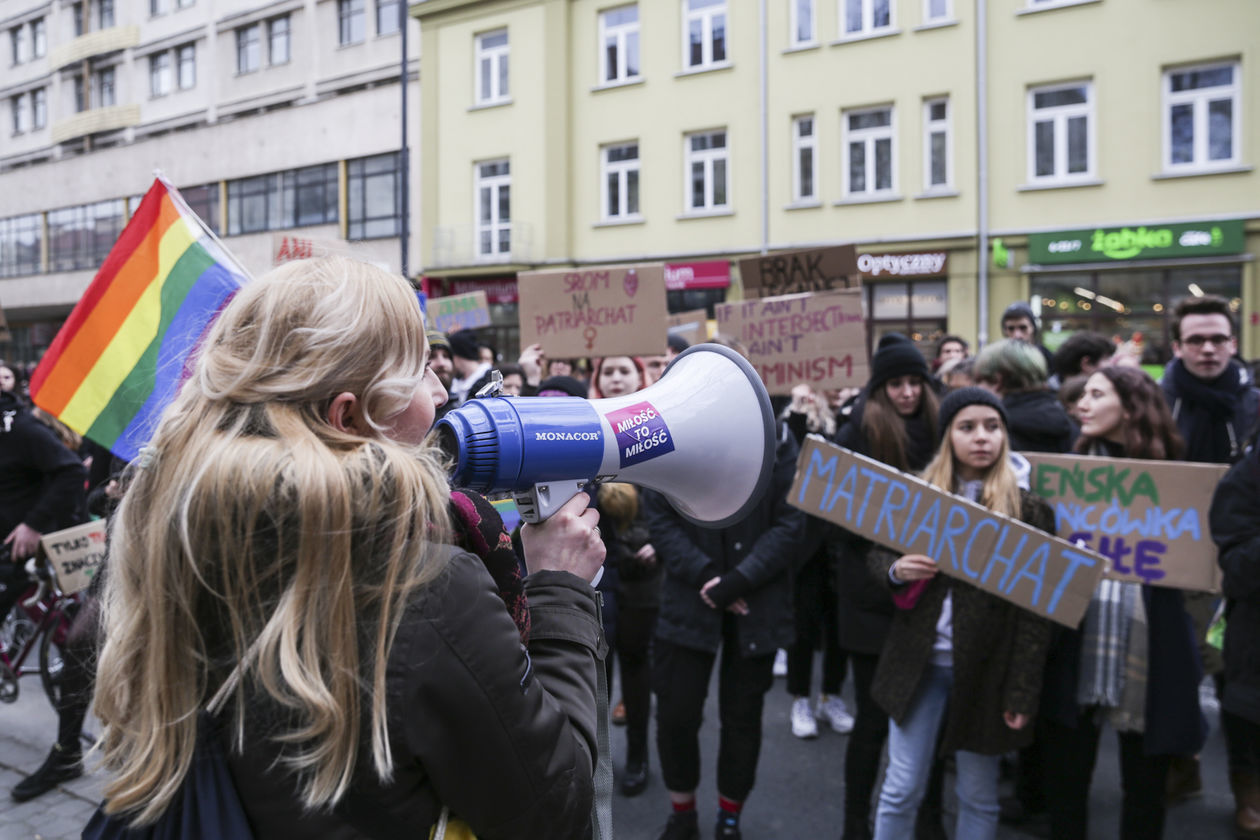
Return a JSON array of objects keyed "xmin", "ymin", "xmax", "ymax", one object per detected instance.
[{"xmin": 434, "ymin": 344, "xmax": 776, "ymax": 527}]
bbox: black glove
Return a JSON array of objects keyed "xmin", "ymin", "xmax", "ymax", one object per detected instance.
[{"xmin": 704, "ymin": 569, "xmax": 752, "ymax": 609}]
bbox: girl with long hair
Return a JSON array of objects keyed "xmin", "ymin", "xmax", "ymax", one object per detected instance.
[
  {"xmin": 93, "ymin": 257, "xmax": 606, "ymax": 838},
  {"xmin": 871, "ymin": 387, "xmax": 1054, "ymax": 840},
  {"xmin": 1040, "ymin": 367, "xmax": 1205, "ymax": 839}
]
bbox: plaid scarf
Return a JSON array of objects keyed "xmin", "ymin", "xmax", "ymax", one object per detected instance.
[{"xmin": 1076, "ymin": 578, "xmax": 1147, "ymax": 731}]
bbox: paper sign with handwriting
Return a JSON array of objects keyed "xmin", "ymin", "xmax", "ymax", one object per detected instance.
[
  {"xmin": 40, "ymin": 520, "xmax": 107, "ymax": 595},
  {"xmin": 667, "ymin": 308, "xmax": 710, "ymax": 347},
  {"xmin": 715, "ymin": 289, "xmax": 868, "ymax": 394},
  {"xmin": 517, "ymin": 264, "xmax": 668, "ymax": 357},
  {"xmin": 1025, "ymin": 452, "xmax": 1226, "ymax": 593},
  {"xmin": 429, "ymin": 290, "xmax": 491, "ymax": 333},
  {"xmin": 789, "ymin": 437, "xmax": 1106, "ymax": 628},
  {"xmin": 739, "ymin": 245, "xmax": 859, "ymax": 298}
]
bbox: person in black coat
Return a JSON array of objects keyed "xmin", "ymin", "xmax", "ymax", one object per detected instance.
[
  {"xmin": 973, "ymin": 339, "xmax": 1076, "ymax": 454},
  {"xmin": 1210, "ymin": 439, "xmax": 1260, "ymax": 838},
  {"xmin": 645, "ymin": 423, "xmax": 804, "ymax": 840}
]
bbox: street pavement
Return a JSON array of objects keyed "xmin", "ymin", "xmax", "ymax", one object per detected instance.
[{"xmin": 0, "ymin": 656, "xmax": 1240, "ymax": 839}]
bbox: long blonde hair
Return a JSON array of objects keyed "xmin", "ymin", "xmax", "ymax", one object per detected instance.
[
  {"xmin": 94, "ymin": 257, "xmax": 452, "ymax": 823},
  {"xmin": 919, "ymin": 410, "xmax": 1020, "ymax": 519}
]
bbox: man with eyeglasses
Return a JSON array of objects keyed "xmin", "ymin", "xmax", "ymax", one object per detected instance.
[{"xmin": 1161, "ymin": 293, "xmax": 1260, "ymax": 831}]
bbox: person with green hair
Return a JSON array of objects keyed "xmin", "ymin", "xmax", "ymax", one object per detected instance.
[{"xmin": 973, "ymin": 339, "xmax": 1075, "ymax": 454}]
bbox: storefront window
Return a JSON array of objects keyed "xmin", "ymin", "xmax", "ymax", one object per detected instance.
[{"xmin": 865, "ymin": 279, "xmax": 947, "ymax": 358}]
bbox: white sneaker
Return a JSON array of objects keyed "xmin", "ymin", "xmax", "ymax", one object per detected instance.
[
  {"xmin": 772, "ymin": 649, "xmax": 788, "ymax": 678},
  {"xmin": 817, "ymin": 695, "xmax": 855, "ymax": 734},
  {"xmin": 790, "ymin": 697, "xmax": 818, "ymax": 739}
]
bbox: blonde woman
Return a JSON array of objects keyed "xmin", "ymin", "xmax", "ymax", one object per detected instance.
[
  {"xmin": 93, "ymin": 257, "xmax": 605, "ymax": 838},
  {"xmin": 870, "ymin": 387, "xmax": 1054, "ymax": 840}
]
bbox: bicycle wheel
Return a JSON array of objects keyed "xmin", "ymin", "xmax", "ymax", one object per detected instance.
[{"xmin": 39, "ymin": 625, "xmax": 66, "ymax": 709}]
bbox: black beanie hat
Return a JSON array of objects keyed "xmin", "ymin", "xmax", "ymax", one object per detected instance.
[
  {"xmin": 937, "ymin": 386, "xmax": 1007, "ymax": 440},
  {"xmin": 447, "ymin": 330, "xmax": 480, "ymax": 361},
  {"xmin": 1002, "ymin": 302, "xmax": 1037, "ymax": 327},
  {"xmin": 869, "ymin": 333, "xmax": 930, "ymax": 393},
  {"xmin": 537, "ymin": 375, "xmax": 588, "ymax": 398}
]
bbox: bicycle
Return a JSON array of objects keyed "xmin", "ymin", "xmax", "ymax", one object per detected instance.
[{"xmin": 0, "ymin": 545, "xmax": 84, "ymax": 710}]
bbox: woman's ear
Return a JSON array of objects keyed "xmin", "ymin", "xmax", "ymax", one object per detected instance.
[{"xmin": 327, "ymin": 392, "xmax": 367, "ymax": 435}]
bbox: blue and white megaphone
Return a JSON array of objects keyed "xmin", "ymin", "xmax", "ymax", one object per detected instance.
[{"xmin": 433, "ymin": 344, "xmax": 776, "ymax": 526}]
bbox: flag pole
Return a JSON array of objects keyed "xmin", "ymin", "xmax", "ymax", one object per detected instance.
[{"xmin": 153, "ymin": 170, "xmax": 254, "ymax": 281}]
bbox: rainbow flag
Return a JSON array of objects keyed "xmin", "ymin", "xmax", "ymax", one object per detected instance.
[{"xmin": 30, "ymin": 178, "xmax": 249, "ymax": 461}]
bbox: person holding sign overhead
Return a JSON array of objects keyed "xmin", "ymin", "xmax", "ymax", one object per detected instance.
[
  {"xmin": 1039, "ymin": 366, "xmax": 1206, "ymax": 840},
  {"xmin": 871, "ymin": 387, "xmax": 1055, "ymax": 840}
]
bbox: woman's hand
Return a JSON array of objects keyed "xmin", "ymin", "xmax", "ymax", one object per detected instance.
[
  {"xmin": 633, "ymin": 543, "xmax": 657, "ymax": 567},
  {"xmin": 699, "ymin": 577, "xmax": 749, "ymax": 615},
  {"xmin": 519, "ymin": 492, "xmax": 605, "ymax": 582},
  {"xmin": 517, "ymin": 343, "xmax": 546, "ymax": 386},
  {"xmin": 891, "ymin": 554, "xmax": 938, "ymax": 583},
  {"xmin": 1003, "ymin": 711, "xmax": 1030, "ymax": 731}
]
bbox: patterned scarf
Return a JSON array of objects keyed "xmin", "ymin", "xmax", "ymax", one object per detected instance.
[
  {"xmin": 449, "ymin": 490, "xmax": 530, "ymax": 643},
  {"xmin": 1076, "ymin": 578, "xmax": 1147, "ymax": 731}
]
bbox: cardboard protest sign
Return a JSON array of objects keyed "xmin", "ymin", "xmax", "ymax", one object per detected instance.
[
  {"xmin": 715, "ymin": 289, "xmax": 868, "ymax": 394},
  {"xmin": 790, "ymin": 437, "xmax": 1106, "ymax": 628},
  {"xmin": 40, "ymin": 520, "xmax": 107, "ymax": 595},
  {"xmin": 517, "ymin": 264, "xmax": 668, "ymax": 357},
  {"xmin": 667, "ymin": 308, "xmax": 710, "ymax": 347},
  {"xmin": 1024, "ymin": 452, "xmax": 1227, "ymax": 592},
  {"xmin": 739, "ymin": 245, "xmax": 859, "ymax": 298},
  {"xmin": 429, "ymin": 290, "xmax": 491, "ymax": 334}
]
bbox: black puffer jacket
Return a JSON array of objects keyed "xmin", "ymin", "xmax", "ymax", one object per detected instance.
[
  {"xmin": 225, "ymin": 553, "xmax": 602, "ymax": 839},
  {"xmin": 1210, "ymin": 446, "xmax": 1260, "ymax": 725},
  {"xmin": 0, "ymin": 391, "xmax": 87, "ymax": 537},
  {"xmin": 645, "ymin": 430, "xmax": 804, "ymax": 658},
  {"xmin": 1003, "ymin": 388, "xmax": 1075, "ymax": 454}
]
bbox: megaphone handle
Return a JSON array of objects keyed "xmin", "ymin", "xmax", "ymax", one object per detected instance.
[{"xmin": 513, "ymin": 480, "xmax": 593, "ymax": 524}]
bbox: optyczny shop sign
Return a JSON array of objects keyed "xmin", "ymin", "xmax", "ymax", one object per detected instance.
[
  {"xmin": 715, "ymin": 289, "xmax": 868, "ymax": 395},
  {"xmin": 517, "ymin": 264, "xmax": 668, "ymax": 357},
  {"xmin": 1028, "ymin": 220, "xmax": 1245, "ymax": 265},
  {"xmin": 1024, "ymin": 453, "xmax": 1227, "ymax": 593},
  {"xmin": 790, "ymin": 437, "xmax": 1106, "ymax": 628},
  {"xmin": 739, "ymin": 245, "xmax": 859, "ymax": 298},
  {"xmin": 857, "ymin": 251, "xmax": 949, "ymax": 278}
]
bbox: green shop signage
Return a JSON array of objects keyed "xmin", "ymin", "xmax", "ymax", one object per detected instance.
[{"xmin": 1029, "ymin": 220, "xmax": 1245, "ymax": 264}]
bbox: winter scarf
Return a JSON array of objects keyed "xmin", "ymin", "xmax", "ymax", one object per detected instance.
[
  {"xmin": 1171, "ymin": 359, "xmax": 1245, "ymax": 462},
  {"xmin": 449, "ymin": 489, "xmax": 530, "ymax": 643}
]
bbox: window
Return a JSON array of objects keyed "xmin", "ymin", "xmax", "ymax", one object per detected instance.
[
  {"xmin": 72, "ymin": 3, "xmax": 84, "ymax": 37},
  {"xmin": 475, "ymin": 29, "xmax": 509, "ymax": 105},
  {"xmin": 180, "ymin": 184, "xmax": 220, "ymax": 234},
  {"xmin": 1027, "ymin": 81, "xmax": 1093, "ymax": 184},
  {"xmin": 843, "ymin": 106, "xmax": 895, "ymax": 197},
  {"xmin": 150, "ymin": 0, "xmax": 166, "ymax": 15},
  {"xmin": 1164, "ymin": 62, "xmax": 1240, "ymax": 172},
  {"xmin": 236, "ymin": 24, "xmax": 260, "ymax": 74},
  {"xmin": 924, "ymin": 0, "xmax": 950, "ymax": 22},
  {"xmin": 95, "ymin": 67, "xmax": 116, "ymax": 107},
  {"xmin": 0, "ymin": 214, "xmax": 42, "ymax": 278},
  {"xmin": 791, "ymin": 0, "xmax": 815, "ymax": 46},
  {"xmin": 11, "ymin": 25, "xmax": 27, "ymax": 65},
  {"xmin": 177, "ymin": 0, "xmax": 194, "ymax": 8},
  {"xmin": 10, "ymin": 94, "xmax": 27, "ymax": 135},
  {"xmin": 31, "ymin": 19, "xmax": 45, "ymax": 58},
  {"xmin": 150, "ymin": 52, "xmax": 172, "ymax": 97},
  {"xmin": 347, "ymin": 152, "xmax": 402, "ymax": 239},
  {"xmin": 226, "ymin": 164, "xmax": 339, "ymax": 235},
  {"xmin": 792, "ymin": 115, "xmax": 817, "ymax": 201},
  {"xmin": 377, "ymin": 0, "xmax": 400, "ymax": 35},
  {"xmin": 48, "ymin": 200, "xmax": 124, "ymax": 271},
  {"xmin": 599, "ymin": 5, "xmax": 640, "ymax": 85},
  {"xmin": 685, "ymin": 129, "xmax": 729, "ymax": 211},
  {"xmin": 338, "ymin": 0, "xmax": 366, "ymax": 46},
  {"xmin": 31, "ymin": 87, "xmax": 45, "ymax": 129},
  {"xmin": 98, "ymin": 0, "xmax": 114, "ymax": 29},
  {"xmin": 177, "ymin": 44, "xmax": 195, "ymax": 89},
  {"xmin": 73, "ymin": 76, "xmax": 86, "ymax": 112},
  {"xmin": 683, "ymin": 0, "xmax": 726, "ymax": 70},
  {"xmin": 475, "ymin": 159, "xmax": 511, "ymax": 258},
  {"xmin": 269, "ymin": 16, "xmax": 290, "ymax": 65},
  {"xmin": 923, "ymin": 97, "xmax": 951, "ymax": 190},
  {"xmin": 601, "ymin": 142, "xmax": 640, "ymax": 221},
  {"xmin": 842, "ymin": 0, "xmax": 892, "ymax": 38}
]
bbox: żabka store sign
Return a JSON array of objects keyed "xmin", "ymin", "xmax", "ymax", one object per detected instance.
[{"xmin": 1029, "ymin": 220, "xmax": 1245, "ymax": 265}]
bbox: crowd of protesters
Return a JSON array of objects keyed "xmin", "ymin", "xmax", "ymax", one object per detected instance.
[{"xmin": 3, "ymin": 268, "xmax": 1260, "ymax": 840}]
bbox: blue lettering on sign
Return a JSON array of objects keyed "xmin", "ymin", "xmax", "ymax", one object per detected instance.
[
  {"xmin": 905, "ymin": 498, "xmax": 942, "ymax": 551},
  {"xmin": 797, "ymin": 449, "xmax": 838, "ymax": 503},
  {"xmin": 1004, "ymin": 542, "xmax": 1051, "ymax": 606},
  {"xmin": 855, "ymin": 468, "xmax": 890, "ymax": 529},
  {"xmin": 1054, "ymin": 501, "xmax": 1201, "ymax": 541},
  {"xmin": 1045, "ymin": 548, "xmax": 1098, "ymax": 614},
  {"xmin": 875, "ymin": 480, "xmax": 912, "ymax": 542},
  {"xmin": 933, "ymin": 505, "xmax": 972, "ymax": 573},
  {"xmin": 825, "ymin": 465, "xmax": 861, "ymax": 519},
  {"xmin": 899, "ymin": 489, "xmax": 924, "ymax": 543},
  {"xmin": 1068, "ymin": 531, "xmax": 1168, "ymax": 584}
]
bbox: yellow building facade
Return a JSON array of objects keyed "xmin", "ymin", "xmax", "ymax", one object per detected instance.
[{"xmin": 414, "ymin": 0, "xmax": 1259, "ymax": 363}]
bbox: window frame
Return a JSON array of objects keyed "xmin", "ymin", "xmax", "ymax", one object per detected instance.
[
  {"xmin": 338, "ymin": 0, "xmax": 367, "ymax": 46},
  {"xmin": 598, "ymin": 4, "xmax": 640, "ymax": 86},
  {"xmin": 790, "ymin": 0, "xmax": 816, "ymax": 47},
  {"xmin": 268, "ymin": 15, "xmax": 291, "ymax": 66},
  {"xmin": 792, "ymin": 114, "xmax": 818, "ymax": 202},
  {"xmin": 94, "ymin": 66, "xmax": 116, "ymax": 108},
  {"xmin": 236, "ymin": 24, "xmax": 261, "ymax": 75},
  {"xmin": 377, "ymin": 0, "xmax": 401, "ymax": 36},
  {"xmin": 842, "ymin": 105, "xmax": 897, "ymax": 198},
  {"xmin": 31, "ymin": 87, "xmax": 45, "ymax": 129},
  {"xmin": 11, "ymin": 93, "xmax": 28, "ymax": 135},
  {"xmin": 1162, "ymin": 61, "xmax": 1241, "ymax": 173},
  {"xmin": 474, "ymin": 28, "xmax": 510, "ymax": 106},
  {"xmin": 1025, "ymin": 80, "xmax": 1095, "ymax": 186},
  {"xmin": 922, "ymin": 96, "xmax": 952, "ymax": 191},
  {"xmin": 176, "ymin": 43, "xmax": 196, "ymax": 90},
  {"xmin": 923, "ymin": 0, "xmax": 951, "ymax": 23},
  {"xmin": 841, "ymin": 0, "xmax": 894, "ymax": 39},
  {"xmin": 11, "ymin": 25, "xmax": 27, "ymax": 66},
  {"xmin": 98, "ymin": 0, "xmax": 114, "ymax": 29},
  {"xmin": 683, "ymin": 128, "xmax": 730, "ymax": 212},
  {"xmin": 347, "ymin": 152, "xmax": 402, "ymax": 240},
  {"xmin": 600, "ymin": 141, "xmax": 642, "ymax": 222},
  {"xmin": 474, "ymin": 159, "xmax": 512, "ymax": 260},
  {"xmin": 682, "ymin": 0, "xmax": 728, "ymax": 71},
  {"xmin": 149, "ymin": 51, "xmax": 173, "ymax": 97},
  {"xmin": 31, "ymin": 18, "xmax": 45, "ymax": 58}
]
